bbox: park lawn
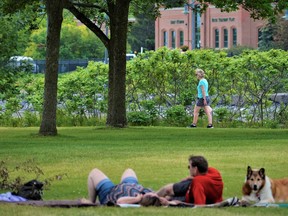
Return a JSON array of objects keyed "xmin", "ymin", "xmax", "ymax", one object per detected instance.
[{"xmin": 0, "ymin": 126, "xmax": 288, "ymax": 216}]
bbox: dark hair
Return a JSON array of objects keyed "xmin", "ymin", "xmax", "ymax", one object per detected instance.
[
  {"xmin": 140, "ymin": 195, "xmax": 162, "ymax": 207},
  {"xmin": 188, "ymin": 155, "xmax": 208, "ymax": 173}
]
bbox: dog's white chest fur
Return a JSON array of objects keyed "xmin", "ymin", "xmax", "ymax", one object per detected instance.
[{"xmin": 242, "ymin": 176, "xmax": 275, "ymax": 203}]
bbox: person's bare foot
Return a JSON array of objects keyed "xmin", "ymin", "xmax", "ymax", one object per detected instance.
[{"xmin": 80, "ymin": 198, "xmax": 93, "ymax": 204}]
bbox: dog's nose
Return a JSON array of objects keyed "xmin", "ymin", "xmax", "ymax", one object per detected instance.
[{"xmin": 253, "ymin": 185, "xmax": 258, "ymax": 190}]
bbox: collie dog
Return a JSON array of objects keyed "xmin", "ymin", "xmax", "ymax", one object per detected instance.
[{"xmin": 241, "ymin": 166, "xmax": 288, "ymax": 204}]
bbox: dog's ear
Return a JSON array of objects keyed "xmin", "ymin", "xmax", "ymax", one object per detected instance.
[
  {"xmin": 259, "ymin": 168, "xmax": 265, "ymax": 179},
  {"xmin": 242, "ymin": 182, "xmax": 252, "ymax": 195},
  {"xmin": 247, "ymin": 166, "xmax": 252, "ymax": 179}
]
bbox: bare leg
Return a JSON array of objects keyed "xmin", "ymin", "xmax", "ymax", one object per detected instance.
[
  {"xmin": 192, "ymin": 106, "xmax": 201, "ymax": 125},
  {"xmin": 120, "ymin": 168, "xmax": 138, "ymax": 182},
  {"xmin": 204, "ymin": 106, "xmax": 213, "ymax": 125},
  {"xmin": 87, "ymin": 168, "xmax": 109, "ymax": 203},
  {"xmin": 156, "ymin": 183, "xmax": 174, "ymax": 197}
]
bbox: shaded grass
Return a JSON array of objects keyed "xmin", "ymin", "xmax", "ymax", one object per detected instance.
[{"xmin": 0, "ymin": 127, "xmax": 288, "ymax": 215}]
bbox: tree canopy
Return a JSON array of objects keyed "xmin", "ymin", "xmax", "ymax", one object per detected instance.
[{"xmin": 197, "ymin": 0, "xmax": 287, "ymax": 21}]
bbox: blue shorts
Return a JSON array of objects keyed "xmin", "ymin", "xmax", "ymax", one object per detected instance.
[
  {"xmin": 196, "ymin": 96, "xmax": 210, "ymax": 106},
  {"xmin": 96, "ymin": 177, "xmax": 138, "ymax": 204}
]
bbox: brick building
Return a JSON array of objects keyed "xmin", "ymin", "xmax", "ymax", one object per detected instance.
[{"xmin": 155, "ymin": 2, "xmax": 266, "ymax": 50}]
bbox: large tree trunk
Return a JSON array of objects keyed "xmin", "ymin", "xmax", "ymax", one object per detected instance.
[
  {"xmin": 106, "ymin": 0, "xmax": 130, "ymax": 127},
  {"xmin": 63, "ymin": 0, "xmax": 130, "ymax": 128},
  {"xmin": 39, "ymin": 0, "xmax": 63, "ymax": 135}
]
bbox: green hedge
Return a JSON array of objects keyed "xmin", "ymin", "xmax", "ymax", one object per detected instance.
[{"xmin": 0, "ymin": 48, "xmax": 287, "ymax": 128}]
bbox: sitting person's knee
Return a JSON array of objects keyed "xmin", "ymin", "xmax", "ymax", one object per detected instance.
[
  {"xmin": 166, "ymin": 184, "xmax": 174, "ymax": 195},
  {"xmin": 157, "ymin": 183, "xmax": 174, "ymax": 197}
]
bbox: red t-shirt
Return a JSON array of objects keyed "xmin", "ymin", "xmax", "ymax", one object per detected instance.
[{"xmin": 185, "ymin": 167, "xmax": 223, "ymax": 205}]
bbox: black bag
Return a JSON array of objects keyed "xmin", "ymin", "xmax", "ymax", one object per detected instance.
[{"xmin": 14, "ymin": 179, "xmax": 44, "ymax": 200}]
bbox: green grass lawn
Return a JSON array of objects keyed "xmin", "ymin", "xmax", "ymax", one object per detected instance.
[{"xmin": 0, "ymin": 126, "xmax": 288, "ymax": 215}]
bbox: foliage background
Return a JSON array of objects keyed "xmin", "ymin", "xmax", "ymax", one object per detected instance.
[
  {"xmin": 24, "ymin": 11, "xmax": 105, "ymax": 60},
  {"xmin": 1, "ymin": 48, "xmax": 287, "ymax": 128}
]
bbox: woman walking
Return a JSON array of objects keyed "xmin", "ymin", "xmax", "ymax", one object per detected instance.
[{"xmin": 188, "ymin": 68, "xmax": 213, "ymax": 128}]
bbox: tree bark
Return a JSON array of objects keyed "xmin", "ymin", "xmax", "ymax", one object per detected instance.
[
  {"xmin": 64, "ymin": 0, "xmax": 130, "ymax": 128},
  {"xmin": 39, "ymin": 0, "xmax": 63, "ymax": 135},
  {"xmin": 106, "ymin": 0, "xmax": 130, "ymax": 127}
]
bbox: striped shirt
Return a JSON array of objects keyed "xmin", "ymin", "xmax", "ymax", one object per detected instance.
[{"xmin": 104, "ymin": 183, "xmax": 152, "ymax": 204}]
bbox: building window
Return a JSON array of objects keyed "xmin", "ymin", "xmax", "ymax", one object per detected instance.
[
  {"xmin": 223, "ymin": 28, "xmax": 228, "ymax": 48},
  {"xmin": 215, "ymin": 29, "xmax": 219, "ymax": 48},
  {"xmin": 163, "ymin": 31, "xmax": 168, "ymax": 47},
  {"xmin": 232, "ymin": 28, "xmax": 237, "ymax": 46},
  {"xmin": 179, "ymin": 31, "xmax": 184, "ymax": 46},
  {"xmin": 171, "ymin": 31, "xmax": 176, "ymax": 48},
  {"xmin": 195, "ymin": 8, "xmax": 201, "ymax": 48}
]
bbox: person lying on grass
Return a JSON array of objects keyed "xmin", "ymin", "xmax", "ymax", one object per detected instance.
[
  {"xmin": 157, "ymin": 155, "xmax": 224, "ymax": 205},
  {"xmin": 86, "ymin": 167, "xmax": 184, "ymax": 206}
]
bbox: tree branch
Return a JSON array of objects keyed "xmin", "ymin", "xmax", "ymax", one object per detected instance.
[
  {"xmin": 70, "ymin": 1, "xmax": 109, "ymax": 14},
  {"xmin": 63, "ymin": 0, "xmax": 109, "ymax": 48}
]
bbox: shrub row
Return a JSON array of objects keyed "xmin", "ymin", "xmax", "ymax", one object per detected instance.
[{"xmin": 0, "ymin": 48, "xmax": 287, "ymax": 128}]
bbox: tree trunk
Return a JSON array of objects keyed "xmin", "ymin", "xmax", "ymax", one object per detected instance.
[
  {"xmin": 106, "ymin": 0, "xmax": 130, "ymax": 127},
  {"xmin": 63, "ymin": 0, "xmax": 130, "ymax": 128},
  {"xmin": 39, "ymin": 0, "xmax": 63, "ymax": 135}
]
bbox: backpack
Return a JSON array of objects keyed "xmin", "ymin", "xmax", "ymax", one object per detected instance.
[{"xmin": 13, "ymin": 179, "xmax": 44, "ymax": 200}]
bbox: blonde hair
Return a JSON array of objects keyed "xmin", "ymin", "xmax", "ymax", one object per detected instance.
[{"xmin": 195, "ymin": 68, "xmax": 205, "ymax": 78}]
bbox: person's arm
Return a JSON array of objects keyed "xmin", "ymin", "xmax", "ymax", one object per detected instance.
[
  {"xmin": 181, "ymin": 176, "xmax": 193, "ymax": 181},
  {"xmin": 201, "ymin": 85, "xmax": 207, "ymax": 105},
  {"xmin": 116, "ymin": 193, "xmax": 143, "ymax": 204}
]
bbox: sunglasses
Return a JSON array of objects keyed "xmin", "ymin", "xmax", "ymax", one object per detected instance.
[{"xmin": 188, "ymin": 164, "xmax": 196, "ymax": 169}]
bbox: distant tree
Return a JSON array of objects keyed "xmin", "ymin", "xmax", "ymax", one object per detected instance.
[
  {"xmin": 0, "ymin": 3, "xmax": 33, "ymax": 63},
  {"xmin": 276, "ymin": 17, "xmax": 288, "ymax": 50},
  {"xmin": 24, "ymin": 21, "xmax": 47, "ymax": 60},
  {"xmin": 0, "ymin": 16, "xmax": 21, "ymax": 63},
  {"xmin": 127, "ymin": 1, "xmax": 187, "ymax": 53},
  {"xmin": 259, "ymin": 15, "xmax": 288, "ymax": 51},
  {"xmin": 128, "ymin": 11, "xmax": 155, "ymax": 53},
  {"xmin": 258, "ymin": 22, "xmax": 276, "ymax": 50},
  {"xmin": 25, "ymin": 12, "xmax": 105, "ymax": 59},
  {"xmin": 59, "ymin": 21, "xmax": 106, "ymax": 59}
]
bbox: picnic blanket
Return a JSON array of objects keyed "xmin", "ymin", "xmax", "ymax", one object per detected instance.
[
  {"xmin": 0, "ymin": 192, "xmax": 27, "ymax": 202},
  {"xmin": 0, "ymin": 198, "xmax": 98, "ymax": 208},
  {"xmin": 1, "ymin": 196, "xmax": 287, "ymax": 208}
]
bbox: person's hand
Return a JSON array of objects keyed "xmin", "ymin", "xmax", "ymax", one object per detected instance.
[
  {"xmin": 135, "ymin": 193, "xmax": 143, "ymax": 202},
  {"xmin": 203, "ymin": 98, "xmax": 207, "ymax": 105},
  {"xmin": 159, "ymin": 197, "xmax": 169, "ymax": 206},
  {"xmin": 169, "ymin": 200, "xmax": 182, "ymax": 205}
]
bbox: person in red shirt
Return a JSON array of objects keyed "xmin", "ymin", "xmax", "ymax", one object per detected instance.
[
  {"xmin": 157, "ymin": 155, "xmax": 224, "ymax": 205},
  {"xmin": 185, "ymin": 166, "xmax": 223, "ymax": 204}
]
